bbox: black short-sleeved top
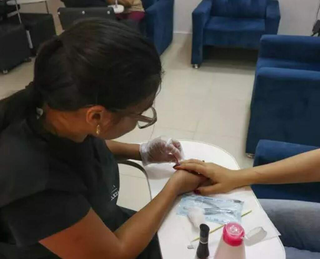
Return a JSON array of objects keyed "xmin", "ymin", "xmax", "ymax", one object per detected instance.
[{"xmin": 0, "ymin": 114, "xmax": 121, "ymax": 258}]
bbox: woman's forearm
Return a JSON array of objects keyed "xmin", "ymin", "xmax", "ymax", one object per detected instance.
[
  {"xmin": 40, "ymin": 183, "xmax": 178, "ymax": 259},
  {"xmin": 106, "ymin": 140, "xmax": 141, "ymax": 161},
  {"xmin": 239, "ymin": 149, "xmax": 320, "ymax": 185},
  {"xmin": 115, "ymin": 183, "xmax": 177, "ymax": 258}
]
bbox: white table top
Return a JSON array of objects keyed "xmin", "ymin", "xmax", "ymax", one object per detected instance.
[
  {"xmin": 144, "ymin": 141, "xmax": 286, "ymax": 259},
  {"xmin": 7, "ymin": 0, "xmax": 46, "ymax": 6}
]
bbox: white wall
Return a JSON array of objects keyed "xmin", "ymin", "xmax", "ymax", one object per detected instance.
[
  {"xmin": 20, "ymin": 0, "xmax": 63, "ymax": 14},
  {"xmin": 174, "ymin": 0, "xmax": 320, "ymax": 36}
]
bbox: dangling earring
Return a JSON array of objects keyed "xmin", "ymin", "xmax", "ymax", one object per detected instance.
[{"xmin": 96, "ymin": 124, "xmax": 101, "ymax": 135}]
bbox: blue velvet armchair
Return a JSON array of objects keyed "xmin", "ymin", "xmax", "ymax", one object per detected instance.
[
  {"xmin": 246, "ymin": 35, "xmax": 320, "ymax": 155},
  {"xmin": 191, "ymin": 0, "xmax": 280, "ymax": 67},
  {"xmin": 142, "ymin": 0, "xmax": 174, "ymax": 55},
  {"xmin": 252, "ymin": 140, "xmax": 320, "ymax": 203}
]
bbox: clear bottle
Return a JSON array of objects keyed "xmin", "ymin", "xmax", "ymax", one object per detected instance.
[
  {"xmin": 196, "ymin": 224, "xmax": 210, "ymax": 259},
  {"xmin": 214, "ymin": 222, "xmax": 246, "ymax": 259}
]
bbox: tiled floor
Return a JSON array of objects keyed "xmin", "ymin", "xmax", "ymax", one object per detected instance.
[{"xmin": 0, "ymin": 33, "xmax": 258, "ymax": 211}]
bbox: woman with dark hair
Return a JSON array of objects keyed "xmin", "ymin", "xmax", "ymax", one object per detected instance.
[{"xmin": 0, "ymin": 19, "xmax": 204, "ymax": 259}]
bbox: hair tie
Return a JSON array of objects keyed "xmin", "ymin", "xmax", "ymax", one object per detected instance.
[
  {"xmin": 25, "ymin": 81, "xmax": 43, "ymax": 107},
  {"xmin": 54, "ymin": 36, "xmax": 63, "ymax": 47}
]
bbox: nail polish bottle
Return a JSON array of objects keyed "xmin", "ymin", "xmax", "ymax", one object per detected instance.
[{"xmin": 196, "ymin": 224, "xmax": 210, "ymax": 259}]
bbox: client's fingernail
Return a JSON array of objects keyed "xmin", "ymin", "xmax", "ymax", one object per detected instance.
[{"xmin": 193, "ymin": 190, "xmax": 201, "ymax": 195}]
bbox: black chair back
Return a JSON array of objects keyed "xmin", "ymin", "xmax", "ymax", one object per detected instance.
[
  {"xmin": 0, "ymin": 0, "xmax": 18, "ymax": 20},
  {"xmin": 58, "ymin": 7, "xmax": 116, "ymax": 30},
  {"xmin": 61, "ymin": 0, "xmax": 108, "ymax": 7}
]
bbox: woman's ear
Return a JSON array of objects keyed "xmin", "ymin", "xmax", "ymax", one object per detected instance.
[{"xmin": 86, "ymin": 106, "xmax": 112, "ymax": 127}]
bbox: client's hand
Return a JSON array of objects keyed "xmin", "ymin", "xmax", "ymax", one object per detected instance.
[
  {"xmin": 174, "ymin": 159, "xmax": 245, "ymax": 195},
  {"xmin": 140, "ymin": 137, "xmax": 184, "ymax": 166},
  {"xmin": 166, "ymin": 170, "xmax": 206, "ymax": 196}
]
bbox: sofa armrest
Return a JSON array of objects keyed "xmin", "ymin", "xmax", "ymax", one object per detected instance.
[
  {"xmin": 254, "ymin": 66, "xmax": 320, "ymax": 91},
  {"xmin": 145, "ymin": 0, "xmax": 174, "ymax": 55},
  {"xmin": 252, "ymin": 140, "xmax": 320, "ymax": 203},
  {"xmin": 265, "ymin": 0, "xmax": 280, "ymax": 34},
  {"xmin": 252, "ymin": 67, "xmax": 320, "ymax": 107},
  {"xmin": 192, "ymin": 0, "xmax": 211, "ymax": 32},
  {"xmin": 259, "ymin": 35, "xmax": 320, "ymax": 63},
  {"xmin": 254, "ymin": 140, "xmax": 318, "ymax": 166},
  {"xmin": 191, "ymin": 0, "xmax": 212, "ymax": 64}
]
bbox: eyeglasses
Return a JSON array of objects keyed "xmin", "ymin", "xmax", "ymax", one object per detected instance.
[
  {"xmin": 126, "ymin": 107, "xmax": 157, "ymax": 129},
  {"xmin": 85, "ymin": 105, "xmax": 157, "ymax": 129}
]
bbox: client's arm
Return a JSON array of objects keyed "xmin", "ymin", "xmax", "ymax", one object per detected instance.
[
  {"xmin": 175, "ymin": 149, "xmax": 320, "ymax": 195},
  {"xmin": 40, "ymin": 171, "xmax": 204, "ymax": 259}
]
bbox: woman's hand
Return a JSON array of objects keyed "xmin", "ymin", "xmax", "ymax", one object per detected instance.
[
  {"xmin": 166, "ymin": 170, "xmax": 206, "ymax": 196},
  {"xmin": 140, "ymin": 137, "xmax": 184, "ymax": 166},
  {"xmin": 174, "ymin": 159, "xmax": 247, "ymax": 195}
]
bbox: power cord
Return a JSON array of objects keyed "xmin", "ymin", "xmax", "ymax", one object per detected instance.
[
  {"xmin": 316, "ymin": 0, "xmax": 320, "ymax": 22},
  {"xmin": 312, "ymin": 1, "xmax": 320, "ymax": 36}
]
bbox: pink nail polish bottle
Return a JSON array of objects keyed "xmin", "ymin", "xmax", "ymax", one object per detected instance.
[{"xmin": 214, "ymin": 223, "xmax": 246, "ymax": 259}]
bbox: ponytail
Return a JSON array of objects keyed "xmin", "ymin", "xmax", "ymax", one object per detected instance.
[{"xmin": 0, "ymin": 82, "xmax": 42, "ymax": 133}]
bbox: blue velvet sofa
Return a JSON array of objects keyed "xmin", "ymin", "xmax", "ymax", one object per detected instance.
[
  {"xmin": 191, "ymin": 0, "xmax": 280, "ymax": 67},
  {"xmin": 252, "ymin": 140, "xmax": 320, "ymax": 203},
  {"xmin": 246, "ymin": 35, "xmax": 320, "ymax": 155}
]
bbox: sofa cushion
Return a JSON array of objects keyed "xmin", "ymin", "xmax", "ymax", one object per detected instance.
[
  {"xmin": 204, "ymin": 16, "xmax": 265, "ymax": 48},
  {"xmin": 257, "ymin": 58, "xmax": 320, "ymax": 72},
  {"xmin": 206, "ymin": 16, "xmax": 265, "ymax": 32},
  {"xmin": 211, "ymin": 0, "xmax": 268, "ymax": 19}
]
